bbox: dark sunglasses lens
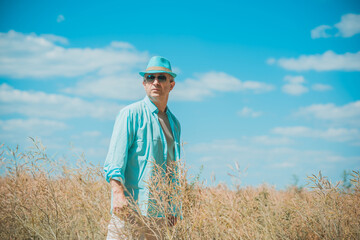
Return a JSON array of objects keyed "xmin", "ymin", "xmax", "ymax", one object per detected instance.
[
  {"xmin": 146, "ymin": 75, "xmax": 155, "ymax": 81},
  {"xmin": 157, "ymin": 75, "xmax": 167, "ymax": 82}
]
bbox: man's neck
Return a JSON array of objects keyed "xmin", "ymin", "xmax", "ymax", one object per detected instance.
[{"xmin": 149, "ymin": 96, "xmax": 168, "ymax": 112}]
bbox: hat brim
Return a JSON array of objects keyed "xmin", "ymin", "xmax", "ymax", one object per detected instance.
[{"xmin": 139, "ymin": 70, "xmax": 177, "ymax": 78}]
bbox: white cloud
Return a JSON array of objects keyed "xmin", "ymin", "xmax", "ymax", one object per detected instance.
[
  {"xmin": 110, "ymin": 41, "xmax": 135, "ymax": 49},
  {"xmin": 63, "ymin": 73, "xmax": 145, "ymax": 100},
  {"xmin": 196, "ymin": 72, "xmax": 243, "ymax": 91},
  {"xmin": 188, "ymin": 139, "xmax": 358, "ymax": 169},
  {"xmin": 247, "ymin": 135, "xmax": 293, "ymax": 145},
  {"xmin": 172, "ymin": 66, "xmax": 182, "ymax": 74},
  {"xmin": 0, "ymin": 30, "xmax": 148, "ymax": 79},
  {"xmin": 311, "ymin": 25, "xmax": 333, "ymax": 39},
  {"xmin": 0, "ymin": 31, "xmax": 273, "ymax": 102},
  {"xmin": 238, "ymin": 107, "xmax": 262, "ymax": 118},
  {"xmin": 311, "ymin": 14, "xmax": 360, "ymax": 39},
  {"xmin": 272, "ymin": 162, "xmax": 296, "ymax": 168},
  {"xmin": 72, "ymin": 146, "xmax": 109, "ymax": 160},
  {"xmin": 184, "ymin": 138, "xmax": 360, "ymax": 187},
  {"xmin": 190, "ymin": 139, "xmax": 253, "ymax": 155},
  {"xmin": 57, "ymin": 14, "xmax": 65, "ymax": 23},
  {"xmin": 171, "ymin": 78, "xmax": 213, "ymax": 101},
  {"xmin": 0, "ymin": 121, "xmax": 109, "ymax": 164},
  {"xmin": 284, "ymin": 75, "xmax": 305, "ymax": 84},
  {"xmin": 311, "ymin": 83, "xmax": 332, "ymax": 92},
  {"xmin": 272, "ymin": 126, "xmax": 360, "ymax": 142},
  {"xmin": 40, "ymin": 34, "xmax": 69, "ymax": 45},
  {"xmin": 242, "ymin": 81, "xmax": 273, "ymax": 92},
  {"xmin": 0, "ymin": 118, "xmax": 67, "ymax": 136},
  {"xmin": 70, "ymin": 130, "xmax": 103, "ymax": 139},
  {"xmin": 171, "ymin": 71, "xmax": 274, "ymax": 101},
  {"xmin": 282, "ymin": 75, "xmax": 308, "ymax": 96},
  {"xmin": 268, "ymin": 50, "xmax": 360, "ymax": 71},
  {"xmin": 266, "ymin": 58, "xmax": 276, "ymax": 65},
  {"xmin": 68, "ymin": 131, "xmax": 110, "ymax": 159},
  {"xmin": 189, "ymin": 139, "xmax": 293, "ymax": 164},
  {"xmin": 295, "ymin": 101, "xmax": 360, "ymax": 127},
  {"xmin": 335, "ymin": 13, "xmax": 360, "ymax": 38},
  {"xmin": 82, "ymin": 131, "xmax": 102, "ymax": 137},
  {"xmin": 0, "ymin": 83, "xmax": 123, "ymax": 120},
  {"xmin": 0, "ymin": 118, "xmax": 69, "ymax": 149}
]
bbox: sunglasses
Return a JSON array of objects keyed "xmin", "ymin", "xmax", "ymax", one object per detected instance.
[{"xmin": 145, "ymin": 74, "xmax": 167, "ymax": 83}]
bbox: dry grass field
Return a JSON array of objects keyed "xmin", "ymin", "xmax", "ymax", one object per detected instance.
[{"xmin": 1, "ymin": 140, "xmax": 359, "ymax": 239}]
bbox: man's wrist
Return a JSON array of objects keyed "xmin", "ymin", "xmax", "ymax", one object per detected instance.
[{"xmin": 113, "ymin": 189, "xmax": 126, "ymax": 196}]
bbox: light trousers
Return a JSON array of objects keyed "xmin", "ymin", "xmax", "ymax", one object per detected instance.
[{"xmin": 106, "ymin": 214, "xmax": 167, "ymax": 240}]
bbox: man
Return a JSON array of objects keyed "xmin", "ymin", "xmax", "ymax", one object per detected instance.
[{"xmin": 104, "ymin": 56, "xmax": 181, "ymax": 239}]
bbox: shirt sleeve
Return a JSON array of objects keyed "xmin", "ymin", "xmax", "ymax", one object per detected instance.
[{"xmin": 103, "ymin": 108, "xmax": 134, "ymax": 185}]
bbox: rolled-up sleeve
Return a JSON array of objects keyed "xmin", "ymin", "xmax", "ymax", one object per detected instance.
[{"xmin": 104, "ymin": 108, "xmax": 134, "ymax": 185}]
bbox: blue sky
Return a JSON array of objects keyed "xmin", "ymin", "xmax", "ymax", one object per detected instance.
[{"xmin": 1, "ymin": 0, "xmax": 359, "ymax": 188}]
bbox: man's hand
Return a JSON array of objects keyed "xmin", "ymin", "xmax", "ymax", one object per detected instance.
[
  {"xmin": 113, "ymin": 190, "xmax": 128, "ymax": 215},
  {"xmin": 110, "ymin": 179, "xmax": 128, "ymax": 216}
]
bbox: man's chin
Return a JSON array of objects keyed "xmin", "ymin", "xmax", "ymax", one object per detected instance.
[{"xmin": 150, "ymin": 92, "xmax": 161, "ymax": 97}]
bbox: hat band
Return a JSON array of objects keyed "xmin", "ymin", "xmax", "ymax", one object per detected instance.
[{"xmin": 146, "ymin": 66, "xmax": 172, "ymax": 72}]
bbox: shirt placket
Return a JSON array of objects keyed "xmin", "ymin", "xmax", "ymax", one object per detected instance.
[
  {"xmin": 154, "ymin": 110, "xmax": 168, "ymax": 168},
  {"xmin": 167, "ymin": 112, "xmax": 179, "ymax": 160}
]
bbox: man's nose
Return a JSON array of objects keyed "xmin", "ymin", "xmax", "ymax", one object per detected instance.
[{"xmin": 153, "ymin": 78, "xmax": 160, "ymax": 85}]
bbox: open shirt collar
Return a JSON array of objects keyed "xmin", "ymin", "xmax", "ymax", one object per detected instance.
[{"xmin": 144, "ymin": 95, "xmax": 170, "ymax": 114}]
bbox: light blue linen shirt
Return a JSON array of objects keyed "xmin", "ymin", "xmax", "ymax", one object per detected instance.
[{"xmin": 104, "ymin": 96, "xmax": 181, "ymax": 217}]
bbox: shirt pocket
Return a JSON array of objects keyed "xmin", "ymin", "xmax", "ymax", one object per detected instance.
[{"xmin": 134, "ymin": 139, "xmax": 147, "ymax": 160}]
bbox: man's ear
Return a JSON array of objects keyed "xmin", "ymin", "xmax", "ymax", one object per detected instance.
[
  {"xmin": 142, "ymin": 80, "xmax": 146, "ymax": 87},
  {"xmin": 169, "ymin": 81, "xmax": 175, "ymax": 91}
]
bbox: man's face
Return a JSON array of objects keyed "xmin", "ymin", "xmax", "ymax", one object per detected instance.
[{"xmin": 143, "ymin": 73, "xmax": 175, "ymax": 101}]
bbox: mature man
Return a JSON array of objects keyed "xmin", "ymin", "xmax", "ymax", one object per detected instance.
[{"xmin": 104, "ymin": 56, "xmax": 181, "ymax": 239}]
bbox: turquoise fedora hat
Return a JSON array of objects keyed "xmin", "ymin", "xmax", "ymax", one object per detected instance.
[{"xmin": 139, "ymin": 56, "xmax": 177, "ymax": 78}]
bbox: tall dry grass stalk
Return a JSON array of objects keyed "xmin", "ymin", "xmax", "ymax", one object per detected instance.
[
  {"xmin": 0, "ymin": 140, "xmax": 110, "ymax": 239},
  {"xmin": 0, "ymin": 140, "xmax": 359, "ymax": 239}
]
